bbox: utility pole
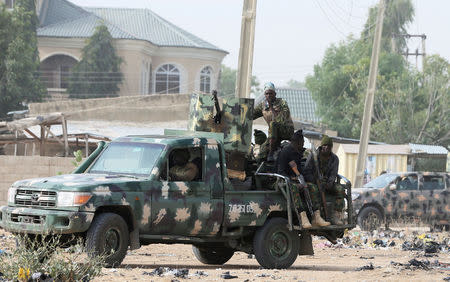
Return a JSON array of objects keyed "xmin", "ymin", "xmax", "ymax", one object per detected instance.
[
  {"xmin": 235, "ymin": 0, "xmax": 257, "ymax": 98},
  {"xmin": 354, "ymin": 0, "xmax": 385, "ymax": 188},
  {"xmin": 394, "ymin": 34, "xmax": 426, "ymax": 69}
]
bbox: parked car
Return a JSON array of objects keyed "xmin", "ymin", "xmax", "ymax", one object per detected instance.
[
  {"xmin": 360, "ymin": 173, "xmax": 401, "ymax": 189},
  {"xmin": 352, "ymin": 172, "xmax": 449, "ymax": 231}
]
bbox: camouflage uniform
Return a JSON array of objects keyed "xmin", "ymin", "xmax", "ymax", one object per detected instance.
[
  {"xmin": 169, "ymin": 162, "xmax": 199, "ymax": 182},
  {"xmin": 278, "ymin": 145, "xmax": 321, "ymax": 212},
  {"xmin": 290, "ymin": 182, "xmax": 321, "ymax": 212},
  {"xmin": 304, "ymin": 147, "xmax": 345, "ymax": 212},
  {"xmin": 253, "ymin": 98, "xmax": 294, "ymax": 159}
]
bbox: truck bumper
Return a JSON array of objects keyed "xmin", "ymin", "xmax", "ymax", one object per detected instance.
[{"xmin": 0, "ymin": 206, "xmax": 94, "ymax": 234}]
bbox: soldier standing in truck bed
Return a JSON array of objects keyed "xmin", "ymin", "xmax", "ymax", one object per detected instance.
[{"xmin": 253, "ymin": 82, "xmax": 294, "ymax": 161}]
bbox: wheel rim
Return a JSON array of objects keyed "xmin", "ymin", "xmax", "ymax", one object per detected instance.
[
  {"xmin": 104, "ymin": 228, "xmax": 120, "ymax": 254},
  {"xmin": 269, "ymin": 230, "xmax": 291, "ymax": 259},
  {"xmin": 364, "ymin": 212, "xmax": 380, "ymax": 229}
]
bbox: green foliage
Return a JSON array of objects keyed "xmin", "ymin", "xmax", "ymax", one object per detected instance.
[
  {"xmin": 68, "ymin": 24, "xmax": 123, "ymax": 99},
  {"xmin": 72, "ymin": 149, "xmax": 84, "ymax": 167},
  {"xmin": 0, "ymin": 0, "xmax": 45, "ymax": 118},
  {"xmin": 305, "ymin": 0, "xmax": 449, "ymax": 147},
  {"xmin": 218, "ymin": 64, "xmax": 260, "ymax": 97},
  {"xmin": 285, "ymin": 79, "xmax": 305, "ymax": 89},
  {"xmin": 0, "ymin": 234, "xmax": 105, "ymax": 281}
]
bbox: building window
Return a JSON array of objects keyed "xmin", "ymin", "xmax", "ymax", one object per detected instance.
[
  {"xmin": 40, "ymin": 55, "xmax": 77, "ymax": 89},
  {"xmin": 200, "ymin": 66, "xmax": 212, "ymax": 93},
  {"xmin": 155, "ymin": 64, "xmax": 180, "ymax": 94},
  {"xmin": 5, "ymin": 0, "xmax": 14, "ymax": 9}
]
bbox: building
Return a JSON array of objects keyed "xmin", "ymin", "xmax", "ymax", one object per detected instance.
[
  {"xmin": 336, "ymin": 143, "xmax": 449, "ymax": 185},
  {"xmin": 2, "ymin": 0, "xmax": 228, "ymax": 98}
]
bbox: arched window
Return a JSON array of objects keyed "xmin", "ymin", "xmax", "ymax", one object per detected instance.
[
  {"xmin": 200, "ymin": 66, "xmax": 212, "ymax": 93},
  {"xmin": 40, "ymin": 54, "xmax": 78, "ymax": 89},
  {"xmin": 155, "ymin": 64, "xmax": 180, "ymax": 94}
]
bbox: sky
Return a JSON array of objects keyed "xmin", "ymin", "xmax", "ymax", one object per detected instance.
[{"xmin": 69, "ymin": 0, "xmax": 450, "ymax": 87}]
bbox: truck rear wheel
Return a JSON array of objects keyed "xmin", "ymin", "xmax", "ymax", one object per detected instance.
[
  {"xmin": 357, "ymin": 206, "xmax": 383, "ymax": 231},
  {"xmin": 192, "ymin": 245, "xmax": 234, "ymax": 265},
  {"xmin": 86, "ymin": 213, "xmax": 129, "ymax": 267},
  {"xmin": 253, "ymin": 217, "xmax": 299, "ymax": 269}
]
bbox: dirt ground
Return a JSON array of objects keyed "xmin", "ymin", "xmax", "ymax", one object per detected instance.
[{"xmin": 2, "ymin": 227, "xmax": 448, "ymax": 281}]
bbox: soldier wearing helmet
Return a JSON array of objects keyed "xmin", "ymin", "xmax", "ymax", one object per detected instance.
[{"xmin": 253, "ymin": 82, "xmax": 294, "ymax": 161}]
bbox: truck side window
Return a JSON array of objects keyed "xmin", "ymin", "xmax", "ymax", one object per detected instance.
[
  {"xmin": 167, "ymin": 147, "xmax": 203, "ymax": 182},
  {"xmin": 423, "ymin": 175, "xmax": 445, "ymax": 190}
]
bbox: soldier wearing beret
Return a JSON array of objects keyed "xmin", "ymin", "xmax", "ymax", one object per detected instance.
[{"xmin": 253, "ymin": 82, "xmax": 294, "ymax": 161}]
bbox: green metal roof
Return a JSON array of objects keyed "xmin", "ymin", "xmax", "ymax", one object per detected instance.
[
  {"xmin": 37, "ymin": 0, "xmax": 226, "ymax": 52},
  {"xmin": 276, "ymin": 88, "xmax": 320, "ymax": 123}
]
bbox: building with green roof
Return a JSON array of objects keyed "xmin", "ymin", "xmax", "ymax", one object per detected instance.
[{"xmin": 17, "ymin": 0, "xmax": 228, "ymax": 98}]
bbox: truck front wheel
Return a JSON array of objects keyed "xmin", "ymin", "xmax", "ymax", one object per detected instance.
[
  {"xmin": 253, "ymin": 217, "xmax": 300, "ymax": 269},
  {"xmin": 86, "ymin": 213, "xmax": 129, "ymax": 267},
  {"xmin": 192, "ymin": 245, "xmax": 234, "ymax": 265}
]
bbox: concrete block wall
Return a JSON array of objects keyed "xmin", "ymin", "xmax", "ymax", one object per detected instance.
[
  {"xmin": 0, "ymin": 156, "xmax": 74, "ymax": 206},
  {"xmin": 28, "ymin": 94, "xmax": 191, "ymax": 122}
]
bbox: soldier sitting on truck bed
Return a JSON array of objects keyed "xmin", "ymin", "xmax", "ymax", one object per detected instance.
[
  {"xmin": 253, "ymin": 82, "xmax": 294, "ymax": 162},
  {"xmin": 169, "ymin": 149, "xmax": 200, "ymax": 182},
  {"xmin": 277, "ymin": 130, "xmax": 330, "ymax": 229},
  {"xmin": 303, "ymin": 135, "xmax": 345, "ymax": 225}
]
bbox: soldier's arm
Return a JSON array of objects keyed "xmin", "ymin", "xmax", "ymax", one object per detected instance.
[
  {"xmin": 253, "ymin": 103, "xmax": 263, "ymax": 120},
  {"xmin": 326, "ymin": 156, "xmax": 339, "ymax": 185},
  {"xmin": 276, "ymin": 100, "xmax": 292, "ymax": 121},
  {"xmin": 303, "ymin": 154, "xmax": 315, "ymax": 183}
]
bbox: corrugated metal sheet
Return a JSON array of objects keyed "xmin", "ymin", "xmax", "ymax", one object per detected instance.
[
  {"xmin": 275, "ymin": 88, "xmax": 320, "ymax": 123},
  {"xmin": 409, "ymin": 143, "xmax": 448, "ymax": 155},
  {"xmin": 37, "ymin": 0, "xmax": 226, "ymax": 52}
]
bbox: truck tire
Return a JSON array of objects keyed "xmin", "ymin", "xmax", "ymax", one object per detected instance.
[
  {"xmin": 192, "ymin": 245, "xmax": 234, "ymax": 265},
  {"xmin": 86, "ymin": 213, "xmax": 129, "ymax": 267},
  {"xmin": 357, "ymin": 206, "xmax": 383, "ymax": 231},
  {"xmin": 253, "ymin": 217, "xmax": 299, "ymax": 269}
]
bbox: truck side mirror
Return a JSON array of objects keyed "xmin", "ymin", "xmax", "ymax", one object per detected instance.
[{"xmin": 389, "ymin": 184, "xmax": 396, "ymax": 190}]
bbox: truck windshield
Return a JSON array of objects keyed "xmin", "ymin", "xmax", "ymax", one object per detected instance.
[{"xmin": 89, "ymin": 142, "xmax": 165, "ymax": 177}]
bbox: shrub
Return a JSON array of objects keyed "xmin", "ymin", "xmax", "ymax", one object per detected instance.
[{"xmin": 0, "ymin": 234, "xmax": 105, "ymax": 281}]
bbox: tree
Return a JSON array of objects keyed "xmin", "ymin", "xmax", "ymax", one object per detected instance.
[
  {"xmin": 285, "ymin": 79, "xmax": 305, "ymax": 89},
  {"xmin": 68, "ymin": 24, "xmax": 123, "ymax": 99},
  {"xmin": 306, "ymin": 0, "xmax": 426, "ymax": 141},
  {"xmin": 0, "ymin": 0, "xmax": 45, "ymax": 118},
  {"xmin": 218, "ymin": 64, "xmax": 260, "ymax": 98}
]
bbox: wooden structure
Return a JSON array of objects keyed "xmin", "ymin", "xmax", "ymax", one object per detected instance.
[{"xmin": 1, "ymin": 113, "xmax": 110, "ymax": 157}]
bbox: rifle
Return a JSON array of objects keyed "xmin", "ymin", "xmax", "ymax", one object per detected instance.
[
  {"xmin": 298, "ymin": 175, "xmax": 314, "ymax": 217},
  {"xmin": 312, "ymin": 151, "xmax": 328, "ymax": 219},
  {"xmin": 211, "ymin": 90, "xmax": 221, "ymax": 124}
]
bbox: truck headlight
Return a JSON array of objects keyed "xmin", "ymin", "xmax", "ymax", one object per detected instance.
[
  {"xmin": 57, "ymin": 192, "xmax": 92, "ymax": 207},
  {"xmin": 7, "ymin": 187, "xmax": 17, "ymax": 204}
]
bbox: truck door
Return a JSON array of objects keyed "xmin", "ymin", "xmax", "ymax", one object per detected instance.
[
  {"xmin": 150, "ymin": 143, "xmax": 222, "ymax": 236},
  {"xmin": 420, "ymin": 174, "xmax": 447, "ymax": 224}
]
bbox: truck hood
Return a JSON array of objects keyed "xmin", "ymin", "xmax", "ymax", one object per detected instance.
[{"xmin": 11, "ymin": 173, "xmax": 145, "ymax": 191}]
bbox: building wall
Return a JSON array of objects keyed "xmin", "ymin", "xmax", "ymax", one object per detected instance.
[
  {"xmin": 28, "ymin": 93, "xmax": 191, "ymax": 122},
  {"xmin": 0, "ymin": 156, "xmax": 75, "ymax": 206},
  {"xmin": 38, "ymin": 38, "xmax": 225, "ymax": 98},
  {"xmin": 336, "ymin": 145, "xmax": 408, "ymax": 185}
]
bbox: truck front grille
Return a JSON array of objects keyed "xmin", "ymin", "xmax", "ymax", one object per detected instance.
[
  {"xmin": 15, "ymin": 189, "xmax": 57, "ymax": 207},
  {"xmin": 10, "ymin": 213, "xmax": 45, "ymax": 224}
]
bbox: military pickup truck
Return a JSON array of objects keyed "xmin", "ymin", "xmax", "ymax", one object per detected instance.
[{"xmin": 0, "ymin": 131, "xmax": 354, "ymax": 269}]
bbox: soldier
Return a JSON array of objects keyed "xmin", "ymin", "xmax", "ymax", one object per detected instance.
[
  {"xmin": 253, "ymin": 82, "xmax": 294, "ymax": 161},
  {"xmin": 169, "ymin": 149, "xmax": 199, "ymax": 182},
  {"xmin": 277, "ymin": 130, "xmax": 330, "ymax": 229},
  {"xmin": 304, "ymin": 135, "xmax": 346, "ymax": 225}
]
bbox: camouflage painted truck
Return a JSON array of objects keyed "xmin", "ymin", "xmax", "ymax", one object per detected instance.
[{"xmin": 0, "ymin": 93, "xmax": 355, "ymax": 269}]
